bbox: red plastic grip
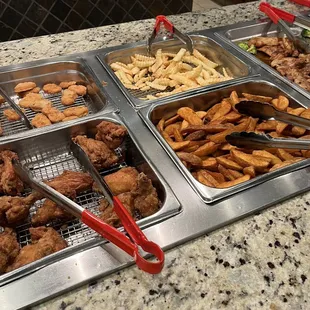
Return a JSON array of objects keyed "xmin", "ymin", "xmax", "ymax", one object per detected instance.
[
  {"xmin": 154, "ymin": 15, "xmax": 174, "ymax": 34},
  {"xmin": 260, "ymin": 5, "xmax": 280, "ymax": 24},
  {"xmin": 260, "ymin": 2, "xmax": 295, "ymax": 23},
  {"xmin": 289, "ymin": 0, "xmax": 310, "ymax": 7}
]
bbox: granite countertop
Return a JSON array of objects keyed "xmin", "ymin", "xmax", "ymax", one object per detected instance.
[{"xmin": 1, "ymin": 0, "xmax": 309, "ymax": 309}]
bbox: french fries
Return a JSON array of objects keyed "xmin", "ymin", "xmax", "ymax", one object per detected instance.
[
  {"xmin": 157, "ymin": 90, "xmax": 308, "ymax": 189},
  {"xmin": 110, "ymin": 48, "xmax": 233, "ymax": 100}
]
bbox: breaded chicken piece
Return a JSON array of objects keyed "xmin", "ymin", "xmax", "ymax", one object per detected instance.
[
  {"xmin": 31, "ymin": 113, "xmax": 52, "ymax": 128},
  {"xmin": 73, "ymin": 135, "xmax": 119, "ymax": 170},
  {"xmin": 14, "ymin": 82, "xmax": 36, "ymax": 93},
  {"xmin": 3, "ymin": 109, "xmax": 21, "ymax": 121},
  {"xmin": 0, "ymin": 228, "xmax": 19, "ymax": 273},
  {"xmin": 62, "ymin": 116, "xmax": 78, "ymax": 122},
  {"xmin": 6, "ymin": 227, "xmax": 67, "ymax": 272},
  {"xmin": 99, "ymin": 192, "xmax": 134, "ymax": 227},
  {"xmin": 43, "ymin": 83, "xmax": 62, "ymax": 94},
  {"xmin": 63, "ymin": 106, "xmax": 88, "ymax": 118},
  {"xmin": 31, "ymin": 185, "xmax": 75, "ymax": 226},
  {"xmin": 42, "ymin": 106, "xmax": 65, "ymax": 123},
  {"xmin": 95, "ymin": 121, "xmax": 127, "ymax": 149},
  {"xmin": 68, "ymin": 85, "xmax": 87, "ymax": 96},
  {"xmin": 59, "ymin": 81, "xmax": 76, "ymax": 89},
  {"xmin": 46, "ymin": 170, "xmax": 93, "ymax": 194},
  {"xmin": 61, "ymin": 89, "xmax": 78, "ymax": 106},
  {"xmin": 0, "ymin": 95, "xmax": 5, "ymax": 104},
  {"xmin": 103, "ymin": 167, "xmax": 139, "ymax": 195},
  {"xmin": 0, "ymin": 150, "xmax": 24, "ymax": 196},
  {"xmin": 17, "ymin": 86, "xmax": 40, "ymax": 98},
  {"xmin": 0, "ymin": 193, "xmax": 40, "ymax": 226}
]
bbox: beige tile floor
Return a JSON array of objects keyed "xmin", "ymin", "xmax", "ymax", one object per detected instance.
[{"xmin": 192, "ymin": 0, "xmax": 221, "ymax": 11}]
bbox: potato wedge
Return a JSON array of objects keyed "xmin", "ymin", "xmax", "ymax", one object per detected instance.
[
  {"xmin": 243, "ymin": 166, "xmax": 255, "ymax": 178},
  {"xmin": 181, "ymin": 124, "xmax": 229, "ymax": 134},
  {"xmin": 247, "ymin": 117, "xmax": 259, "ymax": 132},
  {"xmin": 182, "ymin": 145, "xmax": 200, "ymax": 153},
  {"xmin": 292, "ymin": 126, "xmax": 306, "ymax": 136},
  {"xmin": 157, "ymin": 117, "xmax": 165, "ymax": 132},
  {"xmin": 181, "ymin": 120, "xmax": 189, "ymax": 131},
  {"xmin": 164, "ymin": 123, "xmax": 181, "ymax": 136},
  {"xmin": 256, "ymin": 120, "xmax": 278, "ymax": 131},
  {"xmin": 220, "ymin": 143, "xmax": 236, "ymax": 151},
  {"xmin": 196, "ymin": 170, "xmax": 216, "ymax": 187},
  {"xmin": 205, "ymin": 103, "xmax": 221, "ymax": 120},
  {"xmin": 218, "ymin": 164, "xmax": 235, "ymax": 181},
  {"xmin": 200, "ymin": 157, "xmax": 218, "ymax": 171},
  {"xmin": 197, "ymin": 170, "xmax": 219, "ymax": 187},
  {"xmin": 177, "ymin": 107, "xmax": 203, "ymax": 125},
  {"xmin": 209, "ymin": 118, "xmax": 251, "ymax": 144},
  {"xmin": 228, "ymin": 169, "xmax": 244, "ymax": 179},
  {"xmin": 173, "ymin": 128, "xmax": 184, "ymax": 142},
  {"xmin": 193, "ymin": 141, "xmax": 219, "ymax": 157},
  {"xmin": 196, "ymin": 111, "xmax": 207, "ymax": 119},
  {"xmin": 231, "ymin": 149, "xmax": 270, "ymax": 171},
  {"xmin": 184, "ymin": 130, "xmax": 206, "ymax": 141},
  {"xmin": 167, "ymin": 140, "xmax": 190, "ymax": 151},
  {"xmin": 277, "ymin": 95, "xmax": 289, "ymax": 111},
  {"xmin": 252, "ymin": 150, "xmax": 282, "ymax": 165},
  {"xmin": 224, "ymin": 111, "xmax": 242, "ymax": 123},
  {"xmin": 270, "ymin": 158, "xmax": 303, "ymax": 172},
  {"xmin": 211, "ymin": 100, "xmax": 231, "ymax": 121},
  {"xmin": 242, "ymin": 93, "xmax": 272, "ymax": 103},
  {"xmin": 207, "ymin": 171, "xmax": 225, "ymax": 183},
  {"xmin": 276, "ymin": 149, "xmax": 294, "ymax": 161},
  {"xmin": 165, "ymin": 115, "xmax": 180, "ymax": 126},
  {"xmin": 230, "ymin": 91, "xmax": 239, "ymax": 107},
  {"xmin": 216, "ymin": 156, "xmax": 243, "ymax": 171},
  {"xmin": 177, "ymin": 152, "xmax": 202, "ymax": 166},
  {"xmin": 217, "ymin": 174, "xmax": 250, "ymax": 188}
]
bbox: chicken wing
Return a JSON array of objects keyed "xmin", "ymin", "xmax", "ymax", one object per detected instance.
[
  {"xmin": 0, "ymin": 228, "xmax": 19, "ymax": 273},
  {"xmin": 73, "ymin": 135, "xmax": 119, "ymax": 170},
  {"xmin": 103, "ymin": 167, "xmax": 139, "ymax": 195},
  {"xmin": 46, "ymin": 170, "xmax": 93, "ymax": 194},
  {"xmin": 6, "ymin": 227, "xmax": 67, "ymax": 272},
  {"xmin": 0, "ymin": 150, "xmax": 24, "ymax": 195},
  {"xmin": 95, "ymin": 121, "xmax": 127, "ymax": 149},
  {"xmin": 0, "ymin": 192, "xmax": 40, "ymax": 226},
  {"xmin": 31, "ymin": 185, "xmax": 75, "ymax": 226}
]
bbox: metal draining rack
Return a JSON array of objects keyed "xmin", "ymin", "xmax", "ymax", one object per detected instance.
[
  {"xmin": 0, "ymin": 91, "xmax": 94, "ymax": 137},
  {"xmin": 14, "ymin": 144, "xmax": 126, "ymax": 249}
]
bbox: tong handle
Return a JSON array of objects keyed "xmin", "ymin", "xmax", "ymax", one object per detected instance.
[
  {"xmin": 260, "ymin": 4, "xmax": 281, "ymax": 24},
  {"xmin": 289, "ymin": 0, "xmax": 310, "ymax": 7},
  {"xmin": 154, "ymin": 15, "xmax": 174, "ymax": 34},
  {"xmin": 260, "ymin": 2, "xmax": 295, "ymax": 24}
]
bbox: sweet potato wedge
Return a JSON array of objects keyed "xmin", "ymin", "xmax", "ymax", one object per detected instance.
[{"xmin": 193, "ymin": 141, "xmax": 219, "ymax": 157}]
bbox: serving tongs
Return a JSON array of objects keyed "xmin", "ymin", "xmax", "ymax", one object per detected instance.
[
  {"xmin": 227, "ymin": 131, "xmax": 310, "ymax": 150},
  {"xmin": 12, "ymin": 145, "xmax": 165, "ymax": 274},
  {"xmin": 260, "ymin": 3, "xmax": 310, "ymax": 53},
  {"xmin": 147, "ymin": 15, "xmax": 193, "ymax": 54},
  {"xmin": 260, "ymin": 2, "xmax": 310, "ymax": 30},
  {"xmin": 0, "ymin": 87, "xmax": 33, "ymax": 129}
]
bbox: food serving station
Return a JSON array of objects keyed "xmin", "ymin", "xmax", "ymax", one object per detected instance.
[{"xmin": 1, "ymin": 2, "xmax": 310, "ymax": 309}]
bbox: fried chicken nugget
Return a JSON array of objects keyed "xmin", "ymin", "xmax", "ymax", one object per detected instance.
[
  {"xmin": 17, "ymin": 87, "xmax": 41, "ymax": 98},
  {"xmin": 43, "ymin": 83, "xmax": 62, "ymax": 94},
  {"xmin": 14, "ymin": 82, "xmax": 36, "ymax": 93},
  {"xmin": 3, "ymin": 109, "xmax": 21, "ymax": 121},
  {"xmin": 61, "ymin": 89, "xmax": 78, "ymax": 106},
  {"xmin": 42, "ymin": 106, "xmax": 65, "ymax": 123},
  {"xmin": 63, "ymin": 106, "xmax": 88, "ymax": 118},
  {"xmin": 68, "ymin": 85, "xmax": 87, "ymax": 96},
  {"xmin": 31, "ymin": 113, "xmax": 52, "ymax": 128},
  {"xmin": 59, "ymin": 81, "xmax": 76, "ymax": 89}
]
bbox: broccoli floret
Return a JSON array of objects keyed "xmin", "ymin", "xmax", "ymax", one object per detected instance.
[
  {"xmin": 301, "ymin": 29, "xmax": 310, "ymax": 38},
  {"xmin": 238, "ymin": 42, "xmax": 249, "ymax": 51},
  {"xmin": 246, "ymin": 44, "xmax": 257, "ymax": 55}
]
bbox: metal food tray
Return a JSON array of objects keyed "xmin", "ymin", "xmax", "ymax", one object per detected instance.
[
  {"xmin": 139, "ymin": 77, "xmax": 310, "ymax": 203},
  {"xmin": 0, "ymin": 58, "xmax": 115, "ymax": 141},
  {"xmin": 96, "ymin": 34, "xmax": 251, "ymax": 108},
  {"xmin": 215, "ymin": 18, "xmax": 310, "ymax": 100},
  {"xmin": 0, "ymin": 114, "xmax": 180, "ymax": 286}
]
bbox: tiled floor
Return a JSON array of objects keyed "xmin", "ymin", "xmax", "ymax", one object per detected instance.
[{"xmin": 192, "ymin": 0, "xmax": 221, "ymax": 11}]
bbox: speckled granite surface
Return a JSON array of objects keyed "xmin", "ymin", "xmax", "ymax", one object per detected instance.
[{"xmin": 1, "ymin": 1, "xmax": 308, "ymax": 309}]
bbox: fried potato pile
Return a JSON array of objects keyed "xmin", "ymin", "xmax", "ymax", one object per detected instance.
[
  {"xmin": 157, "ymin": 91, "xmax": 309, "ymax": 189},
  {"xmin": 110, "ymin": 48, "xmax": 233, "ymax": 100},
  {"xmin": 6, "ymin": 81, "xmax": 89, "ymax": 128}
]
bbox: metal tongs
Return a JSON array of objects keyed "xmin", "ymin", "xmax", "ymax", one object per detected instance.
[
  {"xmin": 12, "ymin": 143, "xmax": 165, "ymax": 274},
  {"xmin": 0, "ymin": 87, "xmax": 33, "ymax": 129},
  {"xmin": 259, "ymin": 2, "xmax": 310, "ymax": 53},
  {"xmin": 147, "ymin": 15, "xmax": 193, "ymax": 54},
  {"xmin": 226, "ymin": 100, "xmax": 310, "ymax": 150}
]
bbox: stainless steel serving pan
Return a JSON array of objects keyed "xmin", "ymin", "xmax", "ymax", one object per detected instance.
[
  {"xmin": 0, "ymin": 57, "xmax": 117, "ymax": 142},
  {"xmin": 96, "ymin": 34, "xmax": 251, "ymax": 108},
  {"xmin": 215, "ymin": 18, "xmax": 310, "ymax": 100},
  {"xmin": 0, "ymin": 113, "xmax": 180, "ymax": 286},
  {"xmin": 139, "ymin": 77, "xmax": 310, "ymax": 203}
]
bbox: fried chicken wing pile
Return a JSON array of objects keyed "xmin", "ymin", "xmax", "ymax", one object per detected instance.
[
  {"xmin": 99, "ymin": 167, "xmax": 160, "ymax": 227},
  {"xmin": 0, "ymin": 228, "xmax": 19, "ymax": 273},
  {"xmin": 73, "ymin": 135, "xmax": 119, "ymax": 170},
  {"xmin": 246, "ymin": 37, "xmax": 310, "ymax": 91},
  {"xmin": 6, "ymin": 227, "xmax": 67, "ymax": 272}
]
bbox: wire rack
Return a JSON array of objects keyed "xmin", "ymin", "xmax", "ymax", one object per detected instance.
[
  {"xmin": 15, "ymin": 144, "xmax": 126, "ymax": 248},
  {"xmin": 128, "ymin": 86, "xmax": 175, "ymax": 99},
  {"xmin": 0, "ymin": 91, "xmax": 94, "ymax": 137}
]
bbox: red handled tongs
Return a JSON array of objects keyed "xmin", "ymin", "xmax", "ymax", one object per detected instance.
[
  {"xmin": 290, "ymin": 0, "xmax": 310, "ymax": 8},
  {"xmin": 260, "ymin": 3, "xmax": 310, "ymax": 53},
  {"xmin": 12, "ymin": 145, "xmax": 165, "ymax": 274},
  {"xmin": 260, "ymin": 2, "xmax": 310, "ymax": 30},
  {"xmin": 147, "ymin": 15, "xmax": 193, "ymax": 54}
]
